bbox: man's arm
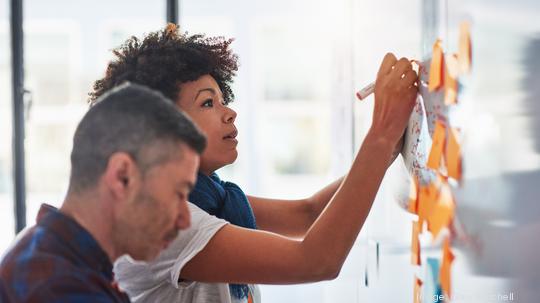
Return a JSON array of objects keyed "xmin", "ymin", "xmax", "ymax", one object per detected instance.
[{"xmin": 181, "ymin": 54, "xmax": 418, "ymax": 284}]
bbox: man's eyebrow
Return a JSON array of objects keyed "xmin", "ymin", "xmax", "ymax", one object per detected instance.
[{"xmin": 178, "ymin": 181, "xmax": 195, "ymax": 192}]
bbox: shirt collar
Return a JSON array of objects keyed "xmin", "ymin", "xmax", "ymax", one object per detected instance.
[{"xmin": 36, "ymin": 204, "xmax": 114, "ymax": 280}]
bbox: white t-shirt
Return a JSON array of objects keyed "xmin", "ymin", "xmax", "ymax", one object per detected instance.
[{"xmin": 114, "ymin": 202, "xmax": 261, "ymax": 303}]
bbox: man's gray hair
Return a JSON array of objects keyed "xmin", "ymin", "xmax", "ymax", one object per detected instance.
[{"xmin": 69, "ymin": 82, "xmax": 206, "ymax": 192}]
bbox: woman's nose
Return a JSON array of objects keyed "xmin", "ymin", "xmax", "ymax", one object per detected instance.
[{"xmin": 223, "ymin": 106, "xmax": 237, "ymax": 124}]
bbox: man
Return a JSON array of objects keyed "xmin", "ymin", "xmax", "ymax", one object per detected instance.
[{"xmin": 0, "ymin": 83, "xmax": 207, "ymax": 302}]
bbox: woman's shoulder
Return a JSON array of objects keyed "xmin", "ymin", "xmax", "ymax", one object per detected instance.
[{"xmin": 187, "ymin": 202, "xmax": 229, "ymax": 229}]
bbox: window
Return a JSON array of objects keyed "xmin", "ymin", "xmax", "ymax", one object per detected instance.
[
  {"xmin": 181, "ymin": 1, "xmax": 337, "ymax": 199},
  {"xmin": 0, "ymin": 0, "xmax": 15, "ymax": 252},
  {"xmin": 23, "ymin": 0, "xmax": 165, "ymax": 228}
]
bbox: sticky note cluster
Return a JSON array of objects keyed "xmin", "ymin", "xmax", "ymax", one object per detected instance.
[
  {"xmin": 408, "ymin": 21, "xmax": 472, "ymax": 301},
  {"xmin": 426, "ymin": 121, "xmax": 463, "ymax": 182},
  {"xmin": 428, "ymin": 22, "xmax": 472, "ymax": 103}
]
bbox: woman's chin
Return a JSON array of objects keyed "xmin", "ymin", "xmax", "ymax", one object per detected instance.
[
  {"xmin": 221, "ymin": 152, "xmax": 238, "ymax": 167},
  {"xmin": 202, "ymin": 152, "xmax": 238, "ymax": 172},
  {"xmin": 230, "ymin": 149, "xmax": 238, "ymax": 162}
]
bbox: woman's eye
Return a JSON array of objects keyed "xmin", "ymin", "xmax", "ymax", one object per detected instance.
[{"xmin": 202, "ymin": 99, "xmax": 213, "ymax": 107}]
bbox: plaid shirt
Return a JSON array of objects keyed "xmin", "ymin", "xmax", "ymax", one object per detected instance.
[{"xmin": 0, "ymin": 204, "xmax": 131, "ymax": 303}]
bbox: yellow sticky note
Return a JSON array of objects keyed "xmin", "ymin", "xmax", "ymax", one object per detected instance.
[
  {"xmin": 440, "ymin": 238, "xmax": 455, "ymax": 298},
  {"xmin": 446, "ymin": 127, "xmax": 462, "ymax": 181},
  {"xmin": 411, "ymin": 221, "xmax": 421, "ymax": 265},
  {"xmin": 428, "ymin": 182, "xmax": 455, "ymax": 238},
  {"xmin": 427, "ymin": 121, "xmax": 446, "ymax": 170},
  {"xmin": 414, "ymin": 276, "xmax": 423, "ymax": 303},
  {"xmin": 408, "ymin": 176, "xmax": 419, "ymax": 214},
  {"xmin": 458, "ymin": 21, "xmax": 472, "ymax": 74},
  {"xmin": 444, "ymin": 54, "xmax": 459, "ymax": 105},
  {"xmin": 429, "ymin": 39, "xmax": 444, "ymax": 92}
]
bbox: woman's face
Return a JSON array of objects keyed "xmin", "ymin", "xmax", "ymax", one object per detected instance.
[{"xmin": 176, "ymin": 74, "xmax": 238, "ymax": 175}]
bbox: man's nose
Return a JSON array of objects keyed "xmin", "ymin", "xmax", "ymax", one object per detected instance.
[{"xmin": 176, "ymin": 201, "xmax": 191, "ymax": 230}]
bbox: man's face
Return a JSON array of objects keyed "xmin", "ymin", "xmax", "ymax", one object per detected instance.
[
  {"xmin": 176, "ymin": 74, "xmax": 238, "ymax": 175},
  {"xmin": 117, "ymin": 144, "xmax": 199, "ymax": 261}
]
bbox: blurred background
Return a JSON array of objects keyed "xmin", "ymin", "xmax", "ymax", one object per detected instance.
[{"xmin": 1, "ymin": 0, "xmax": 539, "ymax": 302}]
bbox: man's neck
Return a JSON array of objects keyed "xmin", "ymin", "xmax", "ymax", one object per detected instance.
[{"xmin": 60, "ymin": 191, "xmax": 118, "ymax": 262}]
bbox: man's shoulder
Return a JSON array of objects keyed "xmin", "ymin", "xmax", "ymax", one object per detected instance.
[
  {"xmin": 0, "ymin": 226, "xmax": 119, "ymax": 302},
  {"xmin": 2, "ymin": 223, "xmax": 68, "ymax": 264},
  {"xmin": 0, "ymin": 224, "xmax": 80, "ymax": 290},
  {"xmin": 2, "ymin": 225, "xmax": 51, "ymax": 269},
  {"xmin": 1, "ymin": 273, "xmax": 130, "ymax": 303}
]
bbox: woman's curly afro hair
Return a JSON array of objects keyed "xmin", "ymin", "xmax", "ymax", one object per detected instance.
[{"xmin": 89, "ymin": 23, "xmax": 239, "ymax": 105}]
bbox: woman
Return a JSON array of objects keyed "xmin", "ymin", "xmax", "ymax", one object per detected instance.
[{"xmin": 90, "ymin": 24, "xmax": 417, "ymax": 303}]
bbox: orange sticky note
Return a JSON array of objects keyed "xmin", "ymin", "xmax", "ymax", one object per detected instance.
[
  {"xmin": 408, "ymin": 176, "xmax": 419, "ymax": 214},
  {"xmin": 444, "ymin": 54, "xmax": 459, "ymax": 105},
  {"xmin": 429, "ymin": 39, "xmax": 444, "ymax": 92},
  {"xmin": 427, "ymin": 121, "xmax": 446, "ymax": 170},
  {"xmin": 414, "ymin": 276, "xmax": 423, "ymax": 303},
  {"xmin": 428, "ymin": 182, "xmax": 455, "ymax": 238},
  {"xmin": 417, "ymin": 186, "xmax": 427, "ymax": 228},
  {"xmin": 411, "ymin": 221, "xmax": 421, "ymax": 265},
  {"xmin": 440, "ymin": 238, "xmax": 455, "ymax": 298},
  {"xmin": 458, "ymin": 21, "xmax": 472, "ymax": 74},
  {"xmin": 446, "ymin": 127, "xmax": 462, "ymax": 181},
  {"xmin": 418, "ymin": 182, "xmax": 439, "ymax": 230}
]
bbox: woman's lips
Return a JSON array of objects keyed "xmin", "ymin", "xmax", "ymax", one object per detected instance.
[{"xmin": 223, "ymin": 129, "xmax": 238, "ymax": 140}]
